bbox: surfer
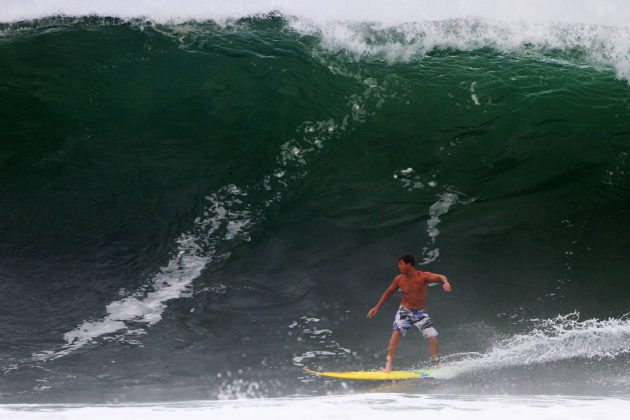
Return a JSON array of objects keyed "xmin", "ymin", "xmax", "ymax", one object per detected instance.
[{"xmin": 367, "ymin": 254, "xmax": 451, "ymax": 372}]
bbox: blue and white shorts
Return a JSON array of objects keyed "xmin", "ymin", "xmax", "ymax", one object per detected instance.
[{"xmin": 392, "ymin": 306, "xmax": 438, "ymax": 338}]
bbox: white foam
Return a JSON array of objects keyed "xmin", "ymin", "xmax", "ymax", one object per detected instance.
[
  {"xmin": 61, "ymin": 320, "xmax": 127, "ymax": 347},
  {"xmin": 2, "ymin": 394, "xmax": 630, "ymax": 420},
  {"xmin": 427, "ymin": 192, "xmax": 459, "ymax": 240},
  {"xmin": 290, "ymin": 317, "xmax": 352, "ymax": 367},
  {"xmin": 392, "ymin": 171, "xmax": 474, "ymax": 266},
  {"xmin": 33, "ymin": 232, "xmax": 210, "ymax": 360},
  {"xmin": 1, "ymin": 0, "xmax": 629, "ymax": 26},
  {"xmin": 393, "ymin": 167, "xmax": 425, "ymax": 191},
  {"xmin": 33, "ymin": 188, "xmax": 248, "ymax": 361},
  {"xmin": 292, "ymin": 350, "xmax": 338, "ymax": 366},
  {"xmin": 420, "ymin": 191, "xmax": 475, "ymax": 265},
  {"xmin": 442, "ymin": 313, "xmax": 630, "ymax": 377}
]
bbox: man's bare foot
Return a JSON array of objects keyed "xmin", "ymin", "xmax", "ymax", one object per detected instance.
[{"xmin": 383, "ymin": 367, "xmax": 392, "ymax": 373}]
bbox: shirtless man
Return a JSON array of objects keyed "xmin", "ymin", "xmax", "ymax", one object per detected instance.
[{"xmin": 367, "ymin": 254, "xmax": 451, "ymax": 372}]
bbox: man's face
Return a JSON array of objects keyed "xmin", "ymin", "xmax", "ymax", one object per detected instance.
[{"xmin": 398, "ymin": 260, "xmax": 412, "ymax": 274}]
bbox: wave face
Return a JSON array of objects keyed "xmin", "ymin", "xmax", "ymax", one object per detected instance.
[{"xmin": 0, "ymin": 2, "xmax": 629, "ymax": 403}]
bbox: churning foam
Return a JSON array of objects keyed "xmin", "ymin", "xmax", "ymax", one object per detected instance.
[
  {"xmin": 1, "ymin": 0, "xmax": 629, "ymax": 26},
  {"xmin": 435, "ymin": 312, "xmax": 630, "ymax": 379},
  {"xmin": 2, "ymin": 394, "xmax": 630, "ymax": 420},
  {"xmin": 2, "ymin": 1, "xmax": 630, "ymax": 80}
]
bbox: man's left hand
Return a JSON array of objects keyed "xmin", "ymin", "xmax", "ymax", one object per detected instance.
[{"xmin": 443, "ymin": 282, "xmax": 452, "ymax": 292}]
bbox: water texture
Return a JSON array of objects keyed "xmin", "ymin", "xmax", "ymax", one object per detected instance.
[{"xmin": 0, "ymin": 0, "xmax": 629, "ymax": 409}]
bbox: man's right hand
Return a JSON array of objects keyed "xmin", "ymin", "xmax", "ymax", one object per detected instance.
[{"xmin": 367, "ymin": 307, "xmax": 379, "ymax": 318}]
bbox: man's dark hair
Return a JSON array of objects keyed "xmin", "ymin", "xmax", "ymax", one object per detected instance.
[{"xmin": 398, "ymin": 254, "xmax": 416, "ymax": 266}]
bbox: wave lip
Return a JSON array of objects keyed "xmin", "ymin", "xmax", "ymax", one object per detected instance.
[
  {"xmin": 2, "ymin": 0, "xmax": 630, "ymax": 26},
  {"xmin": 290, "ymin": 18, "xmax": 630, "ymax": 82},
  {"xmin": 3, "ymin": 2, "xmax": 630, "ymax": 82}
]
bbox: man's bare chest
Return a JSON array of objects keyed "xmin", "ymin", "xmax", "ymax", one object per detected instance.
[{"xmin": 398, "ymin": 277, "xmax": 427, "ymax": 295}]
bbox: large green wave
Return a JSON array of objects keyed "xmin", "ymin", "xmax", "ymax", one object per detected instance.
[{"xmin": 0, "ymin": 18, "xmax": 629, "ymax": 402}]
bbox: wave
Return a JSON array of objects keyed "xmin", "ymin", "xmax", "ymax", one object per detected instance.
[{"xmin": 1, "ymin": 1, "xmax": 628, "ymax": 401}]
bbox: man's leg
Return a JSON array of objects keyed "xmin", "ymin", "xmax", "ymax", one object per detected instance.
[
  {"xmin": 427, "ymin": 336, "xmax": 439, "ymax": 363},
  {"xmin": 385, "ymin": 330, "xmax": 401, "ymax": 372}
]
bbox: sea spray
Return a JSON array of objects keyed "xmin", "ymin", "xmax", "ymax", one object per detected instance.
[{"xmin": 436, "ymin": 312, "xmax": 630, "ymax": 379}]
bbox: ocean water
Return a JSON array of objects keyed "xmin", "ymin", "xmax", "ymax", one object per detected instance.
[{"xmin": 1, "ymin": 1, "xmax": 629, "ymax": 418}]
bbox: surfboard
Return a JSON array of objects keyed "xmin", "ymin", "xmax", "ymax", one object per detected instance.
[{"xmin": 304, "ymin": 367, "xmax": 434, "ymax": 380}]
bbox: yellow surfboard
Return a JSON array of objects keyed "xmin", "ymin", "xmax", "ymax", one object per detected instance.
[{"xmin": 304, "ymin": 368, "xmax": 434, "ymax": 380}]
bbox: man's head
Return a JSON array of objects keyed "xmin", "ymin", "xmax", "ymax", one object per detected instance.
[{"xmin": 398, "ymin": 254, "xmax": 416, "ymax": 273}]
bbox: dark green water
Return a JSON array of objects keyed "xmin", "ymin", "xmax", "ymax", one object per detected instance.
[{"xmin": 0, "ymin": 17, "xmax": 629, "ymax": 403}]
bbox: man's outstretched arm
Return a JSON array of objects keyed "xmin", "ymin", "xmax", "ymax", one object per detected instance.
[
  {"xmin": 367, "ymin": 278, "xmax": 399, "ymax": 318},
  {"xmin": 425, "ymin": 272, "xmax": 452, "ymax": 292}
]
